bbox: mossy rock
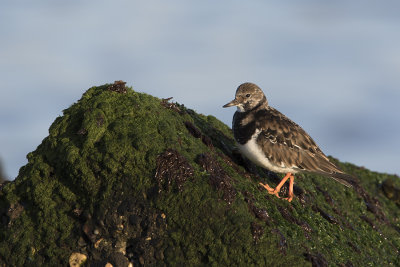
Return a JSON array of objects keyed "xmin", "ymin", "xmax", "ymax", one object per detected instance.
[{"xmin": 0, "ymin": 82, "xmax": 399, "ymax": 266}]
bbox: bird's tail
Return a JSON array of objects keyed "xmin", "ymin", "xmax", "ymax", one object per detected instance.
[{"xmin": 327, "ymin": 172, "xmax": 358, "ymax": 188}]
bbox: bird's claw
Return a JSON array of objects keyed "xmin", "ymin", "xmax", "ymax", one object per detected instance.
[
  {"xmin": 259, "ymin": 182, "xmax": 294, "ymax": 202},
  {"xmin": 270, "ymin": 191, "xmax": 281, "ymax": 199},
  {"xmin": 259, "ymin": 182, "xmax": 275, "ymax": 193}
]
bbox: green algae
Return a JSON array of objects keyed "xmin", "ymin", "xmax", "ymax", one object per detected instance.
[{"xmin": 0, "ymin": 83, "xmax": 399, "ymax": 266}]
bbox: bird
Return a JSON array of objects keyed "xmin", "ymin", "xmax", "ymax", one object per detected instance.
[{"xmin": 223, "ymin": 82, "xmax": 355, "ymax": 202}]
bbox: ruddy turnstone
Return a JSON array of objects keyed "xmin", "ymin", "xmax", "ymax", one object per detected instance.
[{"xmin": 223, "ymin": 82, "xmax": 355, "ymax": 202}]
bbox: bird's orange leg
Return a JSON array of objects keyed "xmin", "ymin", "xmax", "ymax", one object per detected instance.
[
  {"xmin": 283, "ymin": 174, "xmax": 295, "ymax": 202},
  {"xmin": 269, "ymin": 172, "xmax": 291, "ymax": 198},
  {"xmin": 259, "ymin": 172, "xmax": 295, "ymax": 201},
  {"xmin": 259, "ymin": 182, "xmax": 275, "ymax": 194}
]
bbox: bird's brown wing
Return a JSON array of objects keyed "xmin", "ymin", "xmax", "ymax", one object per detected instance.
[{"xmin": 255, "ymin": 107, "xmax": 355, "ymax": 187}]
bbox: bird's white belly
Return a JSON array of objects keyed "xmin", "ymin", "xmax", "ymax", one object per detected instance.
[{"xmin": 237, "ymin": 130, "xmax": 298, "ymax": 174}]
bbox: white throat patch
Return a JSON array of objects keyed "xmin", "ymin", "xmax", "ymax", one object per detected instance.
[{"xmin": 236, "ymin": 105, "xmax": 245, "ymax": 112}]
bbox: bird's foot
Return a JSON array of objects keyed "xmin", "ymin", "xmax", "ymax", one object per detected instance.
[
  {"xmin": 283, "ymin": 193, "xmax": 294, "ymax": 202},
  {"xmin": 259, "ymin": 183, "xmax": 282, "ymax": 198},
  {"xmin": 259, "ymin": 182, "xmax": 275, "ymax": 194}
]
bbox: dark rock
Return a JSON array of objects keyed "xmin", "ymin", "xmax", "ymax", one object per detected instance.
[
  {"xmin": 184, "ymin": 121, "xmax": 202, "ymax": 138},
  {"xmin": 185, "ymin": 121, "xmax": 214, "ymax": 148},
  {"xmin": 271, "ymin": 229, "xmax": 287, "ymax": 255},
  {"xmin": 301, "ymin": 222, "xmax": 313, "ymax": 240},
  {"xmin": 219, "ymin": 152, "xmax": 252, "ymax": 180},
  {"xmin": 360, "ymin": 215, "xmax": 377, "ymax": 230},
  {"xmin": 82, "ymin": 219, "xmax": 97, "ymax": 243},
  {"xmin": 312, "ymin": 206, "xmax": 339, "ymax": 225},
  {"xmin": 6, "ymin": 202, "xmax": 24, "ymax": 226},
  {"xmin": 252, "ymin": 206, "xmax": 271, "ymax": 224},
  {"xmin": 128, "ymin": 214, "xmax": 140, "ymax": 226},
  {"xmin": 201, "ymin": 134, "xmax": 213, "ymax": 147},
  {"xmin": 354, "ymin": 183, "xmax": 387, "ymax": 222},
  {"xmin": 243, "ymin": 190, "xmax": 272, "ymax": 225},
  {"xmin": 160, "ymin": 97, "xmax": 181, "ymax": 113},
  {"xmin": 155, "ymin": 149, "xmax": 194, "ymax": 193},
  {"xmin": 278, "ymin": 205, "xmax": 313, "ymax": 239},
  {"xmin": 196, "ymin": 152, "xmax": 236, "ymax": 204},
  {"xmin": 78, "ymin": 237, "xmax": 87, "ymax": 247},
  {"xmin": 278, "ymin": 205, "xmax": 300, "ymax": 225},
  {"xmin": 316, "ymin": 186, "xmax": 335, "ymax": 207},
  {"xmin": 251, "ymin": 222, "xmax": 264, "ymax": 243},
  {"xmin": 108, "ymin": 252, "xmax": 130, "ymax": 267},
  {"xmin": 107, "ymin": 80, "xmax": 127, "ymax": 94}
]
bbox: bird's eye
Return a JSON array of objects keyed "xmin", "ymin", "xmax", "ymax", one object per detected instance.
[{"xmin": 246, "ymin": 94, "xmax": 251, "ymax": 97}]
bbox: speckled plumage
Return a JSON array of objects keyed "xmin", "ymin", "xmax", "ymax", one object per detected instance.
[{"xmin": 223, "ymin": 82, "xmax": 354, "ymax": 201}]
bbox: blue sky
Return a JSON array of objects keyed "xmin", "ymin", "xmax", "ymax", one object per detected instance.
[{"xmin": 1, "ymin": 1, "xmax": 399, "ymax": 179}]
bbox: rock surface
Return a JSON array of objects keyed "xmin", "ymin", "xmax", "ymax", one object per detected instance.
[{"xmin": 0, "ymin": 82, "xmax": 399, "ymax": 266}]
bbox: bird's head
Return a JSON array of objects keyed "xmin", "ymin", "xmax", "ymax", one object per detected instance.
[{"xmin": 223, "ymin": 82, "xmax": 268, "ymax": 112}]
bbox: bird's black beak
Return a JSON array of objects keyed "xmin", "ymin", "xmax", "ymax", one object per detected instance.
[{"xmin": 223, "ymin": 99, "xmax": 239, "ymax": 108}]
